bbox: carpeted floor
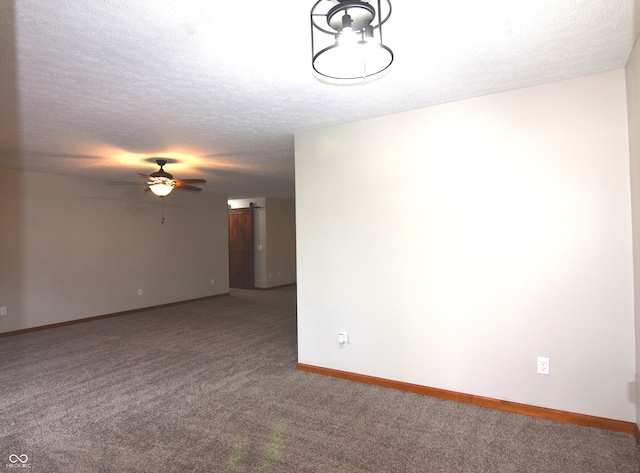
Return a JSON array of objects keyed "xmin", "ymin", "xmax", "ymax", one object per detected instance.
[{"xmin": 1, "ymin": 286, "xmax": 638, "ymax": 472}]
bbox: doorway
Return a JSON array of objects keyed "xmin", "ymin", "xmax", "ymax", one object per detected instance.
[{"xmin": 228, "ymin": 208, "xmax": 254, "ymax": 288}]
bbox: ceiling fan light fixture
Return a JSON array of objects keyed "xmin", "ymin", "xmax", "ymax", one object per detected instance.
[
  {"xmin": 107, "ymin": 159, "xmax": 206, "ymax": 196},
  {"xmin": 149, "ymin": 179, "xmax": 176, "ymax": 197},
  {"xmin": 311, "ymin": 0, "xmax": 393, "ymax": 83}
]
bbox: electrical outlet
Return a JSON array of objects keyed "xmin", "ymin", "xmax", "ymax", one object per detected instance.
[
  {"xmin": 537, "ymin": 356, "xmax": 550, "ymax": 375},
  {"xmin": 211, "ymin": 278, "xmax": 215, "ymax": 286},
  {"xmin": 0, "ymin": 307, "xmax": 6, "ymax": 316},
  {"xmin": 138, "ymin": 288, "xmax": 143, "ymax": 296}
]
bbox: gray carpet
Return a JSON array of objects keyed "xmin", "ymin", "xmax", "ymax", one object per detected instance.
[{"xmin": 1, "ymin": 286, "xmax": 638, "ymax": 472}]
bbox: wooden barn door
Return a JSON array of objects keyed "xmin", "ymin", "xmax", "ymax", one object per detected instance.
[{"xmin": 228, "ymin": 208, "xmax": 254, "ymax": 289}]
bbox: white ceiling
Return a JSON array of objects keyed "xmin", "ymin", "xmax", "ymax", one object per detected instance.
[{"xmin": 1, "ymin": 0, "xmax": 639, "ymax": 200}]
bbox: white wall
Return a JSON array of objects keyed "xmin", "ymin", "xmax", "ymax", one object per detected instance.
[
  {"xmin": 0, "ymin": 169, "xmax": 230, "ymax": 333},
  {"xmin": 228, "ymin": 197, "xmax": 296, "ymax": 289},
  {"xmin": 295, "ymin": 70, "xmax": 635, "ymax": 422},
  {"xmin": 626, "ymin": 34, "xmax": 640, "ymax": 428}
]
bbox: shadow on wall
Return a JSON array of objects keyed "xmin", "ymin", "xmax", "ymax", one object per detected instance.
[{"xmin": 0, "ymin": 1, "xmax": 24, "ymax": 332}]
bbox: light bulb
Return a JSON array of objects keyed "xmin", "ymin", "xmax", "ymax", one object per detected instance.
[
  {"xmin": 337, "ymin": 12, "xmax": 357, "ymax": 46},
  {"xmin": 364, "ymin": 24, "xmax": 375, "ymax": 41}
]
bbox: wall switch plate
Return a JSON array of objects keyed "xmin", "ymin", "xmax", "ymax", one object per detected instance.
[
  {"xmin": 138, "ymin": 288, "xmax": 143, "ymax": 296},
  {"xmin": 338, "ymin": 332, "xmax": 348, "ymax": 346},
  {"xmin": 0, "ymin": 307, "xmax": 6, "ymax": 316},
  {"xmin": 211, "ymin": 279, "xmax": 215, "ymax": 286},
  {"xmin": 537, "ymin": 356, "xmax": 550, "ymax": 375}
]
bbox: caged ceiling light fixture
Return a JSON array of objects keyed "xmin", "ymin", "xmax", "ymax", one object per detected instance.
[{"xmin": 311, "ymin": 0, "xmax": 393, "ymax": 84}]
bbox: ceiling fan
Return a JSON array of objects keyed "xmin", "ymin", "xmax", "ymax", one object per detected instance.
[{"xmin": 109, "ymin": 159, "xmax": 207, "ymax": 197}]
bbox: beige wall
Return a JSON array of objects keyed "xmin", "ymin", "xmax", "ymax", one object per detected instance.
[
  {"xmin": 626, "ymin": 34, "xmax": 640, "ymax": 427},
  {"xmin": 295, "ymin": 70, "xmax": 635, "ymax": 422},
  {"xmin": 228, "ymin": 197, "xmax": 296, "ymax": 289},
  {"xmin": 265, "ymin": 198, "xmax": 296, "ymax": 288},
  {"xmin": 0, "ymin": 169, "xmax": 230, "ymax": 333}
]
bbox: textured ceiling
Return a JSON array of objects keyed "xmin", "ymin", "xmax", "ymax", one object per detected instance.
[{"xmin": 1, "ymin": 0, "xmax": 639, "ymax": 200}]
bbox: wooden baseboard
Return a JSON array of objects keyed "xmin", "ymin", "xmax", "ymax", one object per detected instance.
[
  {"xmin": 0, "ymin": 292, "xmax": 231, "ymax": 338},
  {"xmin": 635, "ymin": 423, "xmax": 640, "ymax": 445},
  {"xmin": 296, "ymin": 363, "xmax": 635, "ymax": 436}
]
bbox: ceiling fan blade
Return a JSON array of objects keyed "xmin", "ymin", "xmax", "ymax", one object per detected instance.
[
  {"xmin": 176, "ymin": 184, "xmax": 203, "ymax": 191},
  {"xmin": 175, "ymin": 178, "xmax": 206, "ymax": 184},
  {"xmin": 107, "ymin": 182, "xmax": 147, "ymax": 185},
  {"xmin": 138, "ymin": 173, "xmax": 152, "ymax": 179}
]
